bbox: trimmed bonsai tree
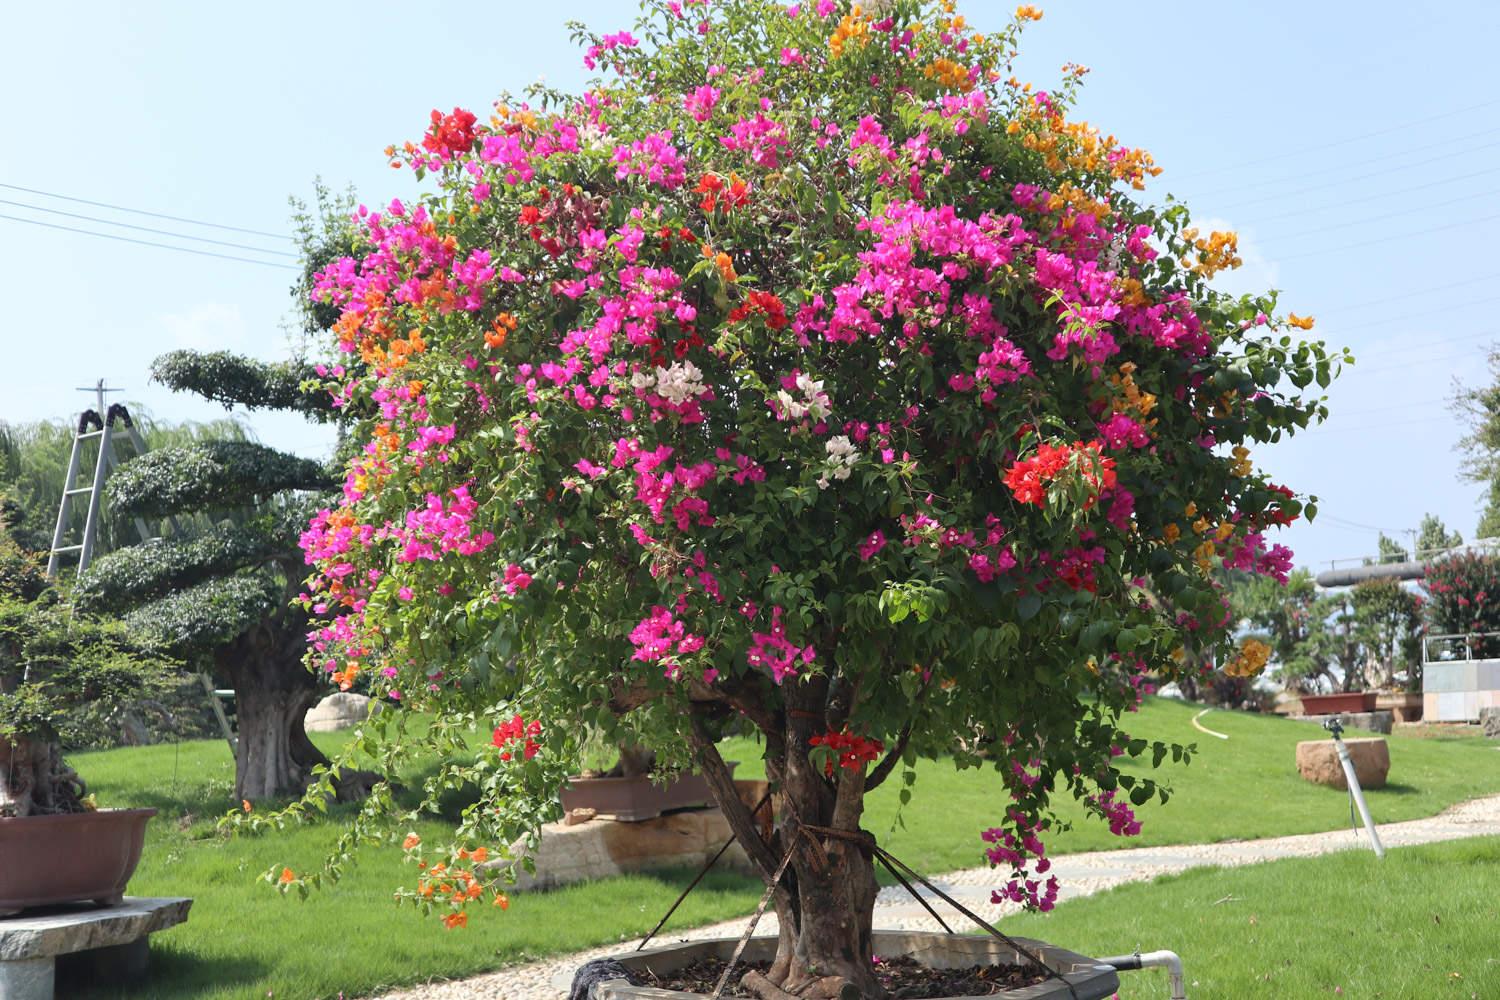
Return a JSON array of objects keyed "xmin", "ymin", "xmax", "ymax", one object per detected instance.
[
  {"xmin": 288, "ymin": 1, "xmax": 1339, "ymax": 992},
  {"xmin": 74, "ymin": 352, "xmax": 344, "ymax": 802},
  {"xmin": 0, "ymin": 494, "xmax": 168, "ymax": 817}
]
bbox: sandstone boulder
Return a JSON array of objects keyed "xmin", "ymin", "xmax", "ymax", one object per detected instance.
[
  {"xmin": 1481, "ymin": 707, "xmax": 1500, "ymax": 740},
  {"xmin": 303, "ymin": 692, "xmax": 378, "ymax": 733},
  {"xmin": 1296, "ymin": 738, "xmax": 1389, "ymax": 789}
]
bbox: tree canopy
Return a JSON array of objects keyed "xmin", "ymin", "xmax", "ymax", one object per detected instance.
[{"xmin": 282, "ymin": 1, "xmax": 1341, "ymax": 982}]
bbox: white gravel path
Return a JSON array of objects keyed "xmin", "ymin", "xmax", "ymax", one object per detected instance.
[{"xmin": 373, "ymin": 792, "xmax": 1500, "ymax": 1000}]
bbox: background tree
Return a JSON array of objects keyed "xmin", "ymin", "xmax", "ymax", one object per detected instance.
[
  {"xmin": 1374, "ymin": 532, "xmax": 1409, "ymax": 565},
  {"xmin": 1423, "ymin": 550, "xmax": 1500, "ymax": 660},
  {"xmin": 1349, "ymin": 578, "xmax": 1422, "ymax": 690},
  {"xmin": 1416, "ymin": 513, "xmax": 1462, "ymax": 557},
  {"xmin": 0, "ymin": 413, "xmax": 249, "ymax": 556},
  {"xmin": 0, "ymin": 490, "xmax": 169, "ymax": 817},
  {"xmin": 1454, "ymin": 347, "xmax": 1500, "ymax": 538},
  {"xmin": 284, "ymin": 3, "xmax": 1338, "ymax": 993},
  {"xmin": 1234, "ymin": 570, "xmax": 1342, "ymax": 693},
  {"xmin": 73, "ymin": 353, "xmax": 344, "ymax": 802}
]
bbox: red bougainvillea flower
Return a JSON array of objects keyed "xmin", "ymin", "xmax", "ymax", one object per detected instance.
[
  {"xmin": 809, "ymin": 730, "xmax": 885, "ymax": 777},
  {"xmin": 492, "ymin": 715, "xmax": 542, "ymax": 761}
]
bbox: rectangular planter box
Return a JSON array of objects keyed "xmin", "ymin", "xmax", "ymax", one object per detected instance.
[
  {"xmin": 1300, "ymin": 692, "xmax": 1377, "ymax": 715},
  {"xmin": 1374, "ymin": 692, "xmax": 1423, "ymax": 723},
  {"xmin": 560, "ymin": 764, "xmax": 735, "ymax": 822}
]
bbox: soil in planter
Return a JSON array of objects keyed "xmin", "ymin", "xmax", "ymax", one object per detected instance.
[{"xmin": 645, "ymin": 956, "xmax": 1047, "ymax": 998}]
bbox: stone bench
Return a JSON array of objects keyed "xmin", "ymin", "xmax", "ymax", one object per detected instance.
[{"xmin": 0, "ymin": 897, "xmax": 191, "ymax": 1000}]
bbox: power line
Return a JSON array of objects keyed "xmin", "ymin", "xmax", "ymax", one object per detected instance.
[
  {"xmin": 1318, "ymin": 273, "xmax": 1500, "ymax": 315},
  {"xmin": 1239, "ymin": 165, "xmax": 1500, "ymax": 227},
  {"xmin": 1259, "ymin": 190, "xmax": 1499, "ymax": 244},
  {"xmin": 0, "ymin": 213, "xmax": 300, "ymax": 270},
  {"xmin": 1213, "ymin": 138, "xmax": 1500, "ymax": 212},
  {"xmin": 1318, "ymin": 512, "xmax": 1410, "ymax": 534},
  {"xmin": 1331, "ymin": 296, "xmax": 1500, "ymax": 335},
  {"xmin": 1299, "ymin": 413, "xmax": 1456, "ymax": 436},
  {"xmin": 0, "ymin": 181, "xmax": 292, "ymax": 241},
  {"xmin": 1275, "ymin": 211, "xmax": 1500, "ymax": 263},
  {"xmin": 0, "ymin": 198, "xmax": 298, "ymax": 257},
  {"xmin": 1350, "ymin": 343, "xmax": 1495, "ymax": 376},
  {"xmin": 1175, "ymin": 98, "xmax": 1500, "ymax": 180},
  {"xmin": 1191, "ymin": 124, "xmax": 1500, "ymax": 199}
]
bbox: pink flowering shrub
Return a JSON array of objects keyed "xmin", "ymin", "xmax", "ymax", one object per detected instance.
[{"xmin": 286, "ymin": 0, "xmax": 1341, "ymax": 984}]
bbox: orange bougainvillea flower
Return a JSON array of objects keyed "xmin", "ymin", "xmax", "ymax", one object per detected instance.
[
  {"xmin": 469, "ymin": 846, "xmax": 489, "ymax": 864},
  {"xmin": 494, "ymin": 892, "xmax": 511, "ymax": 910},
  {"xmin": 279, "ymin": 868, "xmax": 296, "ymax": 885},
  {"xmin": 442, "ymin": 912, "xmax": 469, "ymax": 930},
  {"xmin": 487, "ymin": 312, "xmax": 517, "ymax": 349},
  {"xmin": 403, "ymin": 833, "xmax": 421, "ymax": 850},
  {"xmin": 242, "ymin": 799, "xmax": 253, "ymax": 813},
  {"xmin": 1287, "ymin": 313, "xmax": 1316, "ymax": 330}
]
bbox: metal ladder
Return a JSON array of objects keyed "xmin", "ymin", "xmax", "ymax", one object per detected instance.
[{"xmin": 45, "ymin": 380, "xmax": 161, "ymax": 578}]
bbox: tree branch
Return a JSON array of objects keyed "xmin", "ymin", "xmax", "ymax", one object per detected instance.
[
  {"xmin": 688, "ymin": 712, "xmax": 785, "ymax": 886},
  {"xmin": 864, "ymin": 721, "xmax": 911, "ymax": 792}
]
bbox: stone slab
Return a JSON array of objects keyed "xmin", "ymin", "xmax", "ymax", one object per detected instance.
[
  {"xmin": 1291, "ymin": 711, "xmax": 1393, "ymax": 734},
  {"xmin": 0, "ymin": 897, "xmax": 191, "ymax": 962}
]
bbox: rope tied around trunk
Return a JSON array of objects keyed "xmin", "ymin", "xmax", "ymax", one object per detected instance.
[
  {"xmin": 636, "ymin": 808, "xmax": 1079, "ymax": 1000},
  {"xmin": 799, "ymin": 824, "xmax": 1079, "ymax": 1000}
]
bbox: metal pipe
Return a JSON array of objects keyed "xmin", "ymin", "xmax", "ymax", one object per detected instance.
[
  {"xmin": 1098, "ymin": 951, "xmax": 1186, "ymax": 999},
  {"xmin": 1331, "ymin": 726, "xmax": 1385, "ymax": 858}
]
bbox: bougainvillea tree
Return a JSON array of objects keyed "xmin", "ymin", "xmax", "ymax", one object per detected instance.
[{"xmin": 293, "ymin": 1, "xmax": 1339, "ymax": 991}]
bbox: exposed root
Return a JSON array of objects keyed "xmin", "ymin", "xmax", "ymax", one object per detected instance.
[{"xmin": 744, "ymin": 970, "xmax": 864, "ymax": 1000}]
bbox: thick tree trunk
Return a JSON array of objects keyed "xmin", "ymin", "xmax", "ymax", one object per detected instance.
[
  {"xmin": 690, "ymin": 692, "xmax": 884, "ymax": 1000},
  {"xmin": 0, "ymin": 733, "xmax": 86, "ymax": 818},
  {"xmin": 221, "ymin": 620, "xmax": 327, "ymax": 803}
]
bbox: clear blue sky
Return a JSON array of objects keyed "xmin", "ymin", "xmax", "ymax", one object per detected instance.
[{"xmin": 2, "ymin": 1, "xmax": 1496, "ymax": 572}]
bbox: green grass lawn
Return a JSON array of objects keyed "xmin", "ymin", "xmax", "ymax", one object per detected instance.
[
  {"xmin": 726, "ymin": 697, "xmax": 1500, "ymax": 873},
  {"xmin": 69, "ymin": 736, "xmax": 762, "ymax": 1000},
  {"xmin": 63, "ymin": 697, "xmax": 1500, "ymax": 998},
  {"xmin": 998, "ymin": 836, "xmax": 1500, "ymax": 998}
]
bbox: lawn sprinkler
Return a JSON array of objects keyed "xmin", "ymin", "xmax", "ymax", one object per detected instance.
[{"xmin": 1323, "ymin": 718, "xmax": 1385, "ymax": 858}]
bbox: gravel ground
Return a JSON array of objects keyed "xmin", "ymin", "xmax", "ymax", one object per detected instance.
[{"xmin": 374, "ymin": 792, "xmax": 1500, "ymax": 1000}]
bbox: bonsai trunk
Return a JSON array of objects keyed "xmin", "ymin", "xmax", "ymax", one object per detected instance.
[
  {"xmin": 220, "ymin": 620, "xmax": 328, "ymax": 803},
  {"xmin": 0, "ymin": 733, "xmax": 86, "ymax": 818},
  {"xmin": 690, "ymin": 704, "xmax": 883, "ymax": 1000}
]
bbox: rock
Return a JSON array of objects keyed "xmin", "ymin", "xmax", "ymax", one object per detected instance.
[
  {"xmin": 1481, "ymin": 707, "xmax": 1500, "ymax": 740},
  {"xmin": 1292, "ymin": 710, "xmax": 1393, "ymax": 735},
  {"xmin": 565, "ymin": 808, "xmax": 597, "ymax": 826},
  {"xmin": 487, "ymin": 808, "xmax": 755, "ymax": 891},
  {"xmin": 1296, "ymin": 738, "xmax": 1390, "ymax": 789},
  {"xmin": 303, "ymin": 692, "xmax": 379, "ymax": 733}
]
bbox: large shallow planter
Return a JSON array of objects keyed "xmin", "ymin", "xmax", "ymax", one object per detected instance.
[
  {"xmin": 561, "ymin": 763, "xmax": 736, "ymax": 822},
  {"xmin": 1374, "ymin": 691, "xmax": 1423, "ymax": 723},
  {"xmin": 0, "ymin": 808, "xmax": 156, "ymax": 917},
  {"xmin": 564, "ymin": 931, "xmax": 1119, "ymax": 1000},
  {"xmin": 1299, "ymin": 691, "xmax": 1377, "ymax": 715}
]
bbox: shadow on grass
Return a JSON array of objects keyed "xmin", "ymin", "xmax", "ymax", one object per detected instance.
[
  {"xmin": 1373, "ymin": 782, "xmax": 1422, "ymax": 797},
  {"xmin": 63, "ymin": 946, "xmax": 269, "ymax": 999}
]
